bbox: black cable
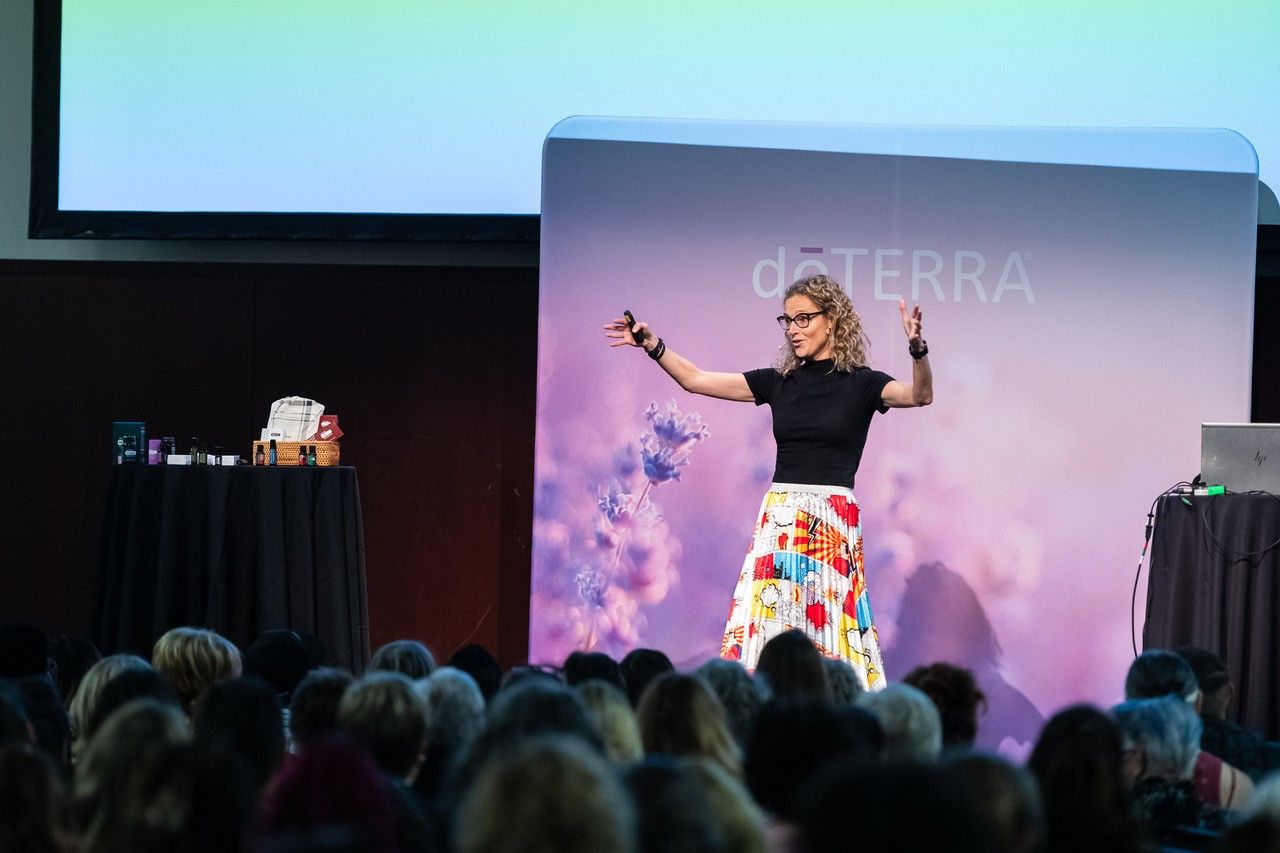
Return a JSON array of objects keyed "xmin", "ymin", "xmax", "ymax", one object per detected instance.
[
  {"xmin": 1132, "ymin": 481, "xmax": 1192, "ymax": 658},
  {"xmin": 1194, "ymin": 488, "xmax": 1280, "ymax": 561}
]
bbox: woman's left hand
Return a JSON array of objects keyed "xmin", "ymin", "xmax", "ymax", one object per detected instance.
[{"xmin": 898, "ymin": 299, "xmax": 923, "ymax": 346}]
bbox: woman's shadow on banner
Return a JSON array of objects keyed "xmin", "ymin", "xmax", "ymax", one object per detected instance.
[{"xmin": 884, "ymin": 561, "xmax": 1044, "ymax": 757}]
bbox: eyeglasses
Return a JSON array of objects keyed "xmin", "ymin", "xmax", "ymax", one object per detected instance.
[{"xmin": 776, "ymin": 310, "xmax": 826, "ymax": 330}]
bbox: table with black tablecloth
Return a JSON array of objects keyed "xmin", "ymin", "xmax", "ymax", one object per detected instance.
[
  {"xmin": 1144, "ymin": 493, "xmax": 1280, "ymax": 739},
  {"xmin": 96, "ymin": 464, "xmax": 370, "ymax": 671}
]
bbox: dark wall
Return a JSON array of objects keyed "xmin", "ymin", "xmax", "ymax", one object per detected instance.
[{"xmin": 0, "ymin": 260, "xmax": 537, "ymax": 667}]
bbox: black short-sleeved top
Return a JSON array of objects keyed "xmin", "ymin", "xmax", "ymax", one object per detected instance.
[{"xmin": 743, "ymin": 359, "xmax": 894, "ymax": 488}]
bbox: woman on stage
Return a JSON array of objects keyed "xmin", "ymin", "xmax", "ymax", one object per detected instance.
[{"xmin": 604, "ymin": 274, "xmax": 932, "ymax": 689}]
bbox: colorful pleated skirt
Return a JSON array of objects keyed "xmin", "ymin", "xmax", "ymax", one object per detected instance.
[{"xmin": 719, "ymin": 482, "xmax": 885, "ymax": 690}]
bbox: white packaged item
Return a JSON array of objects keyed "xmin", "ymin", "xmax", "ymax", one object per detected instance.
[{"xmin": 266, "ymin": 397, "xmax": 324, "ymax": 442}]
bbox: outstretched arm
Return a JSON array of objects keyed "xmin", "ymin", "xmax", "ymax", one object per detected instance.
[
  {"xmin": 603, "ymin": 316, "xmax": 754, "ymax": 402},
  {"xmin": 881, "ymin": 299, "xmax": 933, "ymax": 408}
]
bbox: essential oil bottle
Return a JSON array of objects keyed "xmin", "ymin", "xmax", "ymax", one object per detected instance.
[
  {"xmin": 307, "ymin": 445, "xmax": 318, "ymax": 466},
  {"xmin": 268, "ymin": 439, "xmax": 278, "ymax": 466},
  {"xmin": 298, "ymin": 444, "xmax": 308, "ymax": 466},
  {"xmin": 255, "ymin": 444, "xmax": 265, "ymax": 466}
]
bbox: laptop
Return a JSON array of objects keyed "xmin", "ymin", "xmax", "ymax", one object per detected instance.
[{"xmin": 1201, "ymin": 423, "xmax": 1280, "ymax": 493}]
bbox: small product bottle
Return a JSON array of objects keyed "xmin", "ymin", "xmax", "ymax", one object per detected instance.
[
  {"xmin": 307, "ymin": 444, "xmax": 318, "ymax": 466},
  {"xmin": 120, "ymin": 435, "xmax": 138, "ymax": 464},
  {"xmin": 268, "ymin": 439, "xmax": 278, "ymax": 466},
  {"xmin": 197, "ymin": 443, "xmax": 207, "ymax": 466},
  {"xmin": 213, "ymin": 445, "xmax": 224, "ymax": 466},
  {"xmin": 298, "ymin": 444, "xmax": 308, "ymax": 466},
  {"xmin": 189, "ymin": 437, "xmax": 199, "ymax": 464},
  {"xmin": 255, "ymin": 443, "xmax": 265, "ymax": 466},
  {"xmin": 163, "ymin": 437, "xmax": 176, "ymax": 464}
]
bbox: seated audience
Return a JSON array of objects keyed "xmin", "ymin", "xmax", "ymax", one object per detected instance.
[
  {"xmin": 287, "ymin": 667, "xmax": 354, "ymax": 749},
  {"xmin": 412, "ymin": 667, "xmax": 486, "ymax": 802},
  {"xmin": 576, "ymin": 678, "xmax": 644, "ymax": 766},
  {"xmin": 369, "ymin": 639, "xmax": 437, "ymax": 681},
  {"xmin": 902, "ymin": 661, "xmax": 985, "ymax": 750},
  {"xmin": 821, "ymin": 656, "xmax": 865, "ymax": 705},
  {"xmin": 67, "ymin": 654, "xmax": 150, "ymax": 764},
  {"xmin": 455, "ymin": 735, "xmax": 634, "ymax": 853},
  {"xmin": 244, "ymin": 629, "xmax": 314, "ymax": 706},
  {"xmin": 17, "ymin": 676, "xmax": 71, "ymax": 770},
  {"xmin": 1177, "ymin": 644, "xmax": 1280, "ymax": 782},
  {"xmin": 194, "ymin": 676, "xmax": 286, "ymax": 793},
  {"xmin": 625, "ymin": 758, "xmax": 734, "ymax": 853},
  {"xmin": 1114, "ymin": 696, "xmax": 1228, "ymax": 835},
  {"xmin": 1028, "ymin": 704, "xmax": 1146, "ymax": 853},
  {"xmin": 940, "ymin": 752, "xmax": 1043, "ymax": 853},
  {"xmin": 47, "ymin": 635, "xmax": 101, "ymax": 709},
  {"xmin": 562, "ymin": 651, "xmax": 626, "ymax": 692},
  {"xmin": 754, "ymin": 630, "xmax": 831, "ymax": 702},
  {"xmin": 636, "ymin": 672, "xmax": 741, "ymax": 777},
  {"xmin": 685, "ymin": 757, "xmax": 768, "ymax": 853},
  {"xmin": 620, "ymin": 648, "xmax": 674, "ymax": 707},
  {"xmin": 856, "ymin": 682, "xmax": 943, "ymax": 764},
  {"xmin": 151, "ymin": 627, "xmax": 243, "ymax": 713},
  {"xmin": 695, "ymin": 658, "xmax": 763, "ymax": 748},
  {"xmin": 1124, "ymin": 649, "xmax": 1252, "ymax": 809},
  {"xmin": 0, "ymin": 686, "xmax": 31, "ymax": 747},
  {"xmin": 0, "ymin": 744, "xmax": 72, "ymax": 853},
  {"xmin": 83, "ymin": 666, "xmax": 181, "ymax": 741},
  {"xmin": 447, "ymin": 644, "xmax": 503, "ymax": 704}
]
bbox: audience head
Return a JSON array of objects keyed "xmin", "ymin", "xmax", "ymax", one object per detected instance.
[
  {"xmin": 1113, "ymin": 695, "xmax": 1201, "ymax": 782},
  {"xmin": 576, "ymin": 678, "xmax": 644, "ymax": 765},
  {"xmin": 685, "ymin": 757, "xmax": 768, "ymax": 853},
  {"xmin": 620, "ymin": 648, "xmax": 674, "ymax": 707},
  {"xmin": 244, "ymin": 629, "xmax": 313, "ymax": 702},
  {"xmin": 412, "ymin": 666, "xmax": 487, "ymax": 799},
  {"xmin": 822, "ymin": 656, "xmax": 865, "ymax": 705},
  {"xmin": 636, "ymin": 672, "xmax": 741, "ymax": 776},
  {"xmin": 448, "ymin": 644, "xmax": 503, "ymax": 703},
  {"xmin": 337, "ymin": 671, "xmax": 426, "ymax": 781},
  {"xmin": 85, "ymin": 665, "xmax": 182, "ymax": 740},
  {"xmin": 902, "ymin": 661, "xmax": 986, "ymax": 749},
  {"xmin": 695, "ymin": 659, "xmax": 763, "ymax": 747},
  {"xmin": 151, "ymin": 626, "xmax": 243, "ymax": 711},
  {"xmin": 1028, "ymin": 704, "xmax": 1143, "ymax": 853},
  {"xmin": 563, "ymin": 651, "xmax": 626, "ymax": 691},
  {"xmin": 288, "ymin": 667, "xmax": 355, "ymax": 746},
  {"xmin": 194, "ymin": 675, "xmax": 285, "ymax": 791},
  {"xmin": 0, "ymin": 745, "xmax": 69, "ymax": 853},
  {"xmin": 74, "ymin": 698, "xmax": 191, "ymax": 837},
  {"xmin": 258, "ymin": 736, "xmax": 398, "ymax": 852},
  {"xmin": 0, "ymin": 619, "xmax": 49, "ymax": 679},
  {"xmin": 1124, "ymin": 649, "xmax": 1199, "ymax": 704},
  {"xmin": 17, "ymin": 676, "xmax": 70, "ymax": 768},
  {"xmin": 0, "ymin": 686, "xmax": 30, "ymax": 747},
  {"xmin": 940, "ymin": 752, "xmax": 1044, "ymax": 853},
  {"xmin": 456, "ymin": 735, "xmax": 635, "ymax": 853},
  {"xmin": 368, "ymin": 639, "xmax": 436, "ymax": 680},
  {"xmin": 1175, "ymin": 645, "xmax": 1233, "ymax": 719},
  {"xmin": 67, "ymin": 653, "xmax": 150, "ymax": 760},
  {"xmin": 625, "ymin": 757, "xmax": 733, "ymax": 853},
  {"xmin": 744, "ymin": 701, "xmax": 882, "ymax": 821},
  {"xmin": 47, "ymin": 634, "xmax": 101, "ymax": 708},
  {"xmin": 754, "ymin": 630, "xmax": 831, "ymax": 702},
  {"xmin": 857, "ymin": 683, "xmax": 943, "ymax": 764}
]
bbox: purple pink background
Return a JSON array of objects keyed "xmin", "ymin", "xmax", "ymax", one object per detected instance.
[{"xmin": 533, "ymin": 127, "xmax": 1257, "ymax": 752}]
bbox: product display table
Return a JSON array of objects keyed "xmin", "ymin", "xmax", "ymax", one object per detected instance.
[
  {"xmin": 96, "ymin": 464, "xmax": 369, "ymax": 671},
  {"xmin": 1144, "ymin": 493, "xmax": 1280, "ymax": 739}
]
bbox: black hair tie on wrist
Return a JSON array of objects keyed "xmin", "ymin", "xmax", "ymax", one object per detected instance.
[
  {"xmin": 909, "ymin": 339, "xmax": 929, "ymax": 360},
  {"xmin": 648, "ymin": 338, "xmax": 667, "ymax": 361}
]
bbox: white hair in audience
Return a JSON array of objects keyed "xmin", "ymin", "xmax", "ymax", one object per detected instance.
[
  {"xmin": 414, "ymin": 666, "xmax": 485, "ymax": 749},
  {"xmin": 856, "ymin": 682, "xmax": 942, "ymax": 763}
]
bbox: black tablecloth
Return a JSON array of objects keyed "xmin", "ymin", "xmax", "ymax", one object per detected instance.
[
  {"xmin": 96, "ymin": 464, "xmax": 370, "ymax": 672},
  {"xmin": 1144, "ymin": 493, "xmax": 1280, "ymax": 739}
]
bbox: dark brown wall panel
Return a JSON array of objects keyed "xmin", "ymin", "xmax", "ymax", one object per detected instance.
[{"xmin": 0, "ymin": 260, "xmax": 536, "ymax": 667}]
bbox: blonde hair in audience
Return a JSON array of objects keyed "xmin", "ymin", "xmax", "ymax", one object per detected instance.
[
  {"xmin": 67, "ymin": 653, "xmax": 150, "ymax": 764},
  {"xmin": 637, "ymin": 672, "xmax": 742, "ymax": 778},
  {"xmin": 151, "ymin": 627, "xmax": 242, "ymax": 710},
  {"xmin": 576, "ymin": 679, "xmax": 644, "ymax": 766},
  {"xmin": 685, "ymin": 757, "xmax": 767, "ymax": 853},
  {"xmin": 456, "ymin": 735, "xmax": 635, "ymax": 853}
]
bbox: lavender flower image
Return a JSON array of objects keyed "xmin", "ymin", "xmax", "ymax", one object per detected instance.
[{"xmin": 640, "ymin": 401, "xmax": 709, "ymax": 485}]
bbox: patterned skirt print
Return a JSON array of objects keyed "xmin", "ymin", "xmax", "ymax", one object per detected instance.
[{"xmin": 720, "ymin": 482, "xmax": 885, "ymax": 690}]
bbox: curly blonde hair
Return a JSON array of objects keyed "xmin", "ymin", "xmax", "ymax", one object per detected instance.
[{"xmin": 775, "ymin": 274, "xmax": 869, "ymax": 376}]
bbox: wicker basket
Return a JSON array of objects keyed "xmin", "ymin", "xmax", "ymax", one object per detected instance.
[{"xmin": 251, "ymin": 440, "xmax": 341, "ymax": 467}]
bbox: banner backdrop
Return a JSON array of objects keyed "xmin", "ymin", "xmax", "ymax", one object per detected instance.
[{"xmin": 533, "ymin": 119, "xmax": 1258, "ymax": 752}]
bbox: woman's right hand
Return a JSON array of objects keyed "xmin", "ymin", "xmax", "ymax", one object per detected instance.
[{"xmin": 603, "ymin": 316, "xmax": 653, "ymax": 349}]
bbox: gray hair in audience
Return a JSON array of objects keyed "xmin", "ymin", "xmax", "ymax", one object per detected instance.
[
  {"xmin": 414, "ymin": 666, "xmax": 485, "ymax": 753},
  {"xmin": 67, "ymin": 653, "xmax": 151, "ymax": 763},
  {"xmin": 822, "ymin": 657, "xmax": 865, "ymax": 705},
  {"xmin": 1123, "ymin": 650, "xmax": 1200, "ymax": 703},
  {"xmin": 856, "ymin": 683, "xmax": 943, "ymax": 764},
  {"xmin": 1112, "ymin": 695, "xmax": 1201, "ymax": 780},
  {"xmin": 694, "ymin": 659, "xmax": 763, "ymax": 747},
  {"xmin": 455, "ymin": 735, "xmax": 635, "ymax": 853},
  {"xmin": 369, "ymin": 639, "xmax": 437, "ymax": 680}
]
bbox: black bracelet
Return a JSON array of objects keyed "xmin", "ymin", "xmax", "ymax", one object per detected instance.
[
  {"xmin": 648, "ymin": 338, "xmax": 667, "ymax": 361},
  {"xmin": 909, "ymin": 339, "xmax": 929, "ymax": 360}
]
